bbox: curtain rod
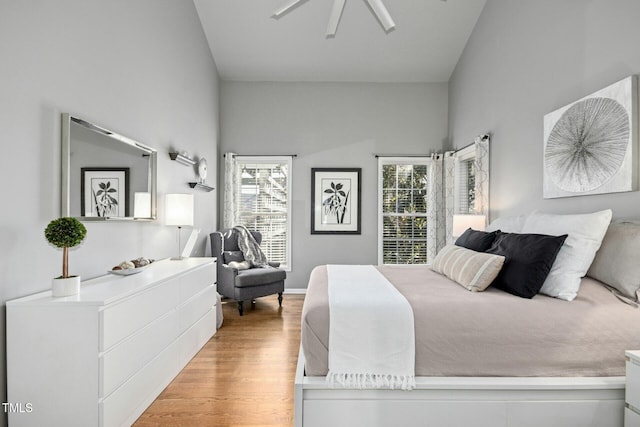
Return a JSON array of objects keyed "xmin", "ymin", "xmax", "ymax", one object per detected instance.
[
  {"xmin": 454, "ymin": 142, "xmax": 475, "ymax": 152},
  {"xmin": 374, "ymin": 154, "xmax": 430, "ymax": 158},
  {"xmin": 224, "ymin": 154, "xmax": 297, "ymax": 158}
]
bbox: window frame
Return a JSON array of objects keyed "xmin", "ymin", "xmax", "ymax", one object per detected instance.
[
  {"xmin": 234, "ymin": 155, "xmax": 293, "ymax": 271},
  {"xmin": 377, "ymin": 156, "xmax": 431, "ymax": 265}
]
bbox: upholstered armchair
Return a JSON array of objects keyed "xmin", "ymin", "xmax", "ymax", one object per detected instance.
[{"xmin": 210, "ymin": 229, "xmax": 286, "ymax": 316}]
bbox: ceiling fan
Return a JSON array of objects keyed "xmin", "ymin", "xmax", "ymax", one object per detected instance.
[{"xmin": 272, "ymin": 0, "xmax": 396, "ymax": 38}]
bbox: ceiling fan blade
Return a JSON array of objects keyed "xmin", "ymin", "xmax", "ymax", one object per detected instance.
[
  {"xmin": 272, "ymin": 0, "xmax": 307, "ymax": 17},
  {"xmin": 326, "ymin": 0, "xmax": 347, "ymax": 37},
  {"xmin": 363, "ymin": 0, "xmax": 395, "ymax": 32}
]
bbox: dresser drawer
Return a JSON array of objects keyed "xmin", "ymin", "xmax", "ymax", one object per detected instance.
[
  {"xmin": 178, "ymin": 285, "xmax": 217, "ymax": 331},
  {"xmin": 180, "ymin": 263, "xmax": 216, "ymax": 305},
  {"xmin": 179, "ymin": 308, "xmax": 217, "ymax": 365},
  {"xmin": 100, "ymin": 309, "xmax": 180, "ymax": 398},
  {"xmin": 628, "ymin": 356, "xmax": 640, "ymax": 409},
  {"xmin": 101, "ymin": 277, "xmax": 180, "ymax": 351},
  {"xmin": 101, "ymin": 340, "xmax": 180, "ymax": 427}
]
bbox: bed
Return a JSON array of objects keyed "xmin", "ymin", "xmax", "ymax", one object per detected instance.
[{"xmin": 294, "ymin": 215, "xmax": 640, "ymax": 427}]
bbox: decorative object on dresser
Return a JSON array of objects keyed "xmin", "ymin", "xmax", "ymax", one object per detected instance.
[
  {"xmin": 543, "ymin": 75, "xmax": 637, "ymax": 199},
  {"xmin": 165, "ymin": 193, "xmax": 194, "ymax": 260},
  {"xmin": 626, "ymin": 351, "xmax": 640, "ymax": 426},
  {"xmin": 311, "ymin": 168, "xmax": 361, "ymax": 234},
  {"xmin": 44, "ymin": 217, "xmax": 87, "ymax": 297},
  {"xmin": 6, "ymin": 258, "xmax": 217, "ymax": 427},
  {"xmin": 210, "ymin": 228, "xmax": 286, "ymax": 316}
]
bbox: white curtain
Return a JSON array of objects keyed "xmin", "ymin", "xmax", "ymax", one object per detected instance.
[
  {"xmin": 223, "ymin": 152, "xmax": 239, "ymax": 229},
  {"xmin": 444, "ymin": 133, "xmax": 491, "ymax": 236},
  {"xmin": 443, "ymin": 151, "xmax": 456, "ymax": 245},
  {"xmin": 426, "ymin": 153, "xmax": 445, "ymax": 263},
  {"xmin": 473, "ymin": 134, "xmax": 490, "ymax": 218}
]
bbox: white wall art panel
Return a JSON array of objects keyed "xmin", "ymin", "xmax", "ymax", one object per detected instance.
[{"xmin": 543, "ymin": 75, "xmax": 637, "ymax": 198}]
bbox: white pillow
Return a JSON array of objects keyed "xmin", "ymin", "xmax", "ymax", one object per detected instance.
[
  {"xmin": 486, "ymin": 214, "xmax": 528, "ymax": 233},
  {"xmin": 520, "ymin": 209, "xmax": 612, "ymax": 301}
]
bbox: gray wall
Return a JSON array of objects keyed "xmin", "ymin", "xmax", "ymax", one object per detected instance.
[
  {"xmin": 220, "ymin": 82, "xmax": 448, "ymax": 288},
  {"xmin": 449, "ymin": 0, "xmax": 640, "ymax": 220},
  {"xmin": 0, "ymin": 0, "xmax": 219, "ymax": 417}
]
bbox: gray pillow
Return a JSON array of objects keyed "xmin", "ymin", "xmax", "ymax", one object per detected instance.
[
  {"xmin": 223, "ymin": 250, "xmax": 244, "ymax": 264},
  {"xmin": 587, "ymin": 221, "xmax": 640, "ymax": 300}
]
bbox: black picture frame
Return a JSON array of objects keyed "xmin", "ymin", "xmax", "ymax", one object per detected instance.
[
  {"xmin": 81, "ymin": 167, "xmax": 130, "ymax": 217},
  {"xmin": 311, "ymin": 168, "xmax": 361, "ymax": 234}
]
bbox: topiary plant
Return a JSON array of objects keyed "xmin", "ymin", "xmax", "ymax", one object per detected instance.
[{"xmin": 45, "ymin": 217, "xmax": 87, "ymax": 279}]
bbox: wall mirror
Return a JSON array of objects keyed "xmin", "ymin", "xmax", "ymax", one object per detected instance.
[{"xmin": 61, "ymin": 113, "xmax": 157, "ymax": 221}]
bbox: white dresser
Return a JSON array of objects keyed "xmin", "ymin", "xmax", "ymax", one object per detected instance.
[
  {"xmin": 627, "ymin": 351, "xmax": 640, "ymax": 427},
  {"xmin": 7, "ymin": 257, "xmax": 217, "ymax": 427}
]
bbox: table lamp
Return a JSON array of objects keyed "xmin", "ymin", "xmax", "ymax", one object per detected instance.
[{"xmin": 166, "ymin": 193, "xmax": 194, "ymax": 260}]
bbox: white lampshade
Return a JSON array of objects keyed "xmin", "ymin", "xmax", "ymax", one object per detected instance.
[
  {"xmin": 452, "ymin": 214, "xmax": 486, "ymax": 238},
  {"xmin": 165, "ymin": 194, "xmax": 194, "ymax": 226},
  {"xmin": 133, "ymin": 192, "xmax": 151, "ymax": 218}
]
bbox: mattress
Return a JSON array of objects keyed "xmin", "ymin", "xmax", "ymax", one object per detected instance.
[{"xmin": 301, "ymin": 265, "xmax": 640, "ymax": 377}]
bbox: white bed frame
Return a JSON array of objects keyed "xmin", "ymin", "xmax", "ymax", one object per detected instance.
[{"xmin": 294, "ymin": 348, "xmax": 625, "ymax": 427}]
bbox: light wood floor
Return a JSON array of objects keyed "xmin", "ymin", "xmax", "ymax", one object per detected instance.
[{"xmin": 134, "ymin": 294, "xmax": 305, "ymax": 427}]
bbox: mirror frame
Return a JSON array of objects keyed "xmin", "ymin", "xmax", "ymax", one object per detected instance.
[{"xmin": 61, "ymin": 113, "xmax": 157, "ymax": 221}]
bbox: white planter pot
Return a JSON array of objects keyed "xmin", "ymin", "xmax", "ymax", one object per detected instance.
[{"xmin": 52, "ymin": 276, "xmax": 81, "ymax": 297}]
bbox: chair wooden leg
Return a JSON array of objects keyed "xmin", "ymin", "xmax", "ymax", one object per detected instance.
[
  {"xmin": 238, "ymin": 301, "xmax": 244, "ymax": 316},
  {"xmin": 278, "ymin": 292, "xmax": 283, "ymax": 307}
]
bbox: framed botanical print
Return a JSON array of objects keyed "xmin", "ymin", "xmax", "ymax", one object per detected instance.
[
  {"xmin": 311, "ymin": 168, "xmax": 361, "ymax": 234},
  {"xmin": 81, "ymin": 167, "xmax": 130, "ymax": 217}
]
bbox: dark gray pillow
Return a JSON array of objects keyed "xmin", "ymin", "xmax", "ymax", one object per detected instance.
[
  {"xmin": 455, "ymin": 228, "xmax": 500, "ymax": 252},
  {"xmin": 223, "ymin": 250, "xmax": 244, "ymax": 264},
  {"xmin": 486, "ymin": 232, "xmax": 568, "ymax": 299}
]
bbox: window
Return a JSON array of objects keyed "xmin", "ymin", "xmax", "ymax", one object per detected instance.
[
  {"xmin": 378, "ymin": 157, "xmax": 430, "ymax": 265},
  {"xmin": 454, "ymin": 145, "xmax": 476, "ymax": 214},
  {"xmin": 235, "ymin": 156, "xmax": 292, "ymax": 270}
]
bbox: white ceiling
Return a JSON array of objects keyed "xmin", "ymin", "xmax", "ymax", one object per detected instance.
[{"xmin": 194, "ymin": 0, "xmax": 486, "ymax": 83}]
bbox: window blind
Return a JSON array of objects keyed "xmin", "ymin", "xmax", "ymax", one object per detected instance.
[
  {"xmin": 378, "ymin": 159, "xmax": 429, "ymax": 265},
  {"xmin": 236, "ymin": 158, "xmax": 291, "ymax": 268}
]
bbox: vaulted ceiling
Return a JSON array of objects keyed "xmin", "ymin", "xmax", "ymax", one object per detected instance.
[{"xmin": 194, "ymin": 0, "xmax": 486, "ymax": 83}]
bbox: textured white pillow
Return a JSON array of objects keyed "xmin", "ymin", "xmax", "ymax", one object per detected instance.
[
  {"xmin": 521, "ymin": 209, "xmax": 612, "ymax": 301},
  {"xmin": 485, "ymin": 214, "xmax": 528, "ymax": 233}
]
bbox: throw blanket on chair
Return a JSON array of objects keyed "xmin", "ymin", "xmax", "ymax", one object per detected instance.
[
  {"xmin": 326, "ymin": 265, "xmax": 416, "ymax": 390},
  {"xmin": 233, "ymin": 225, "xmax": 269, "ymax": 268}
]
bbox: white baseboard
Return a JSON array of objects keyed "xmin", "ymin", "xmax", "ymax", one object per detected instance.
[{"xmin": 284, "ymin": 288, "xmax": 307, "ymax": 295}]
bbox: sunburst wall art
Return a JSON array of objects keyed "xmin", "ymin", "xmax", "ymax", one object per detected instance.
[{"xmin": 543, "ymin": 75, "xmax": 637, "ymax": 199}]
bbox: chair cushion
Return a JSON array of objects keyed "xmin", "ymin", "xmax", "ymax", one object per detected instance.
[
  {"xmin": 235, "ymin": 267, "xmax": 286, "ymax": 288},
  {"xmin": 223, "ymin": 250, "xmax": 245, "ymax": 264}
]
